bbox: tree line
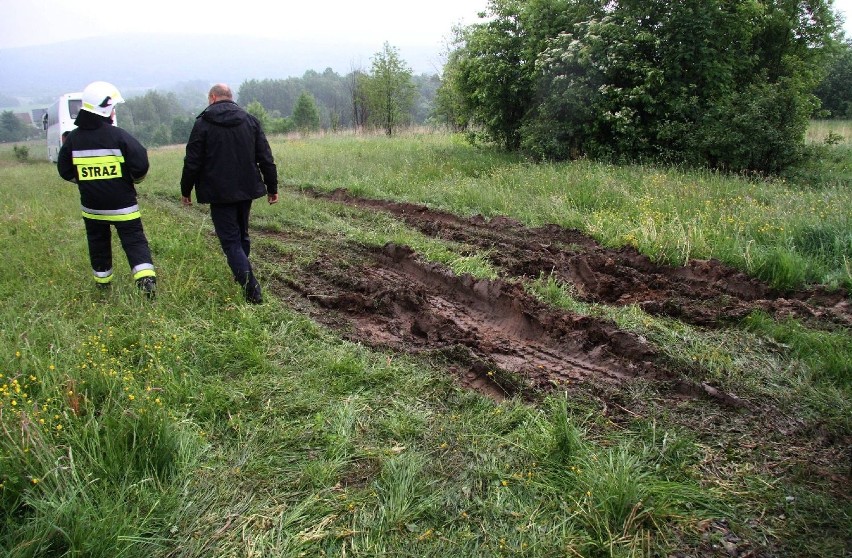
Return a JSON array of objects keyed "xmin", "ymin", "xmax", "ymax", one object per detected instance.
[
  {"xmin": 3, "ymin": 6, "xmax": 851, "ymax": 176},
  {"xmin": 112, "ymin": 43, "xmax": 436, "ymax": 147}
]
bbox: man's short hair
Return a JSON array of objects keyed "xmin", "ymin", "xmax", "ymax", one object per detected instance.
[{"xmin": 209, "ymin": 84, "xmax": 233, "ymax": 100}]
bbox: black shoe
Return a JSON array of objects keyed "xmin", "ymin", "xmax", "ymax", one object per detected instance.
[
  {"xmin": 245, "ymin": 285, "xmax": 263, "ymax": 304},
  {"xmin": 136, "ymin": 277, "xmax": 157, "ymax": 299},
  {"xmin": 237, "ymin": 270, "xmax": 263, "ymax": 304}
]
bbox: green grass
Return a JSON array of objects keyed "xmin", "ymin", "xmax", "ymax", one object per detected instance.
[{"xmin": 1, "ymin": 130, "xmax": 850, "ymax": 557}]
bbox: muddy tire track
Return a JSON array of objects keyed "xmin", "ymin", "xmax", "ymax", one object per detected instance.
[
  {"xmin": 257, "ymin": 187, "xmax": 848, "ymax": 511},
  {"xmin": 315, "ymin": 188, "xmax": 851, "ymax": 329},
  {"xmin": 269, "ymin": 240, "xmax": 744, "ymax": 406}
]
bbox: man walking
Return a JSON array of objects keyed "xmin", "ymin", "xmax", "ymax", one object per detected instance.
[
  {"xmin": 180, "ymin": 83, "xmax": 278, "ymax": 304},
  {"xmin": 57, "ymin": 81, "xmax": 157, "ymax": 297}
]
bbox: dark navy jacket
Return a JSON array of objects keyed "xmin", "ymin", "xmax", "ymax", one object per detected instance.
[{"xmin": 180, "ymin": 100, "xmax": 278, "ymax": 204}]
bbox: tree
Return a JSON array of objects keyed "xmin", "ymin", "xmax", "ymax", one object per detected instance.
[
  {"xmin": 0, "ymin": 110, "xmax": 27, "ymax": 142},
  {"xmin": 446, "ymin": 0, "xmax": 581, "ymax": 149},
  {"xmin": 815, "ymin": 39, "xmax": 852, "ymax": 118},
  {"xmin": 239, "ymin": 78, "xmax": 304, "ymax": 117},
  {"xmin": 302, "ymin": 68, "xmax": 350, "ymax": 128},
  {"xmin": 239, "ymin": 73, "xmax": 351, "ymax": 129},
  {"xmin": 171, "ymin": 116, "xmax": 196, "ymax": 145},
  {"xmin": 292, "ymin": 91, "xmax": 321, "ymax": 133},
  {"xmin": 122, "ymin": 90, "xmax": 186, "ymax": 146},
  {"xmin": 364, "ymin": 42, "xmax": 416, "ymax": 136},
  {"xmin": 348, "ymin": 67, "xmax": 371, "ymax": 130},
  {"xmin": 446, "ymin": 0, "xmax": 841, "ymax": 173},
  {"xmin": 267, "ymin": 116, "xmax": 294, "ymax": 135},
  {"xmin": 412, "ymin": 73, "xmax": 442, "ymax": 124},
  {"xmin": 434, "ymin": 34, "xmax": 472, "ymax": 132},
  {"xmin": 245, "ymin": 100, "xmax": 270, "ymax": 132}
]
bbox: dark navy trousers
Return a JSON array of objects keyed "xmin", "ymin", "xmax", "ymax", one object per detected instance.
[
  {"xmin": 209, "ymin": 200, "xmax": 255, "ymax": 286},
  {"xmin": 83, "ymin": 217, "xmax": 154, "ymax": 283}
]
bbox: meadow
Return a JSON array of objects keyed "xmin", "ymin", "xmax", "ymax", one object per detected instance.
[{"xmin": 0, "ymin": 126, "xmax": 849, "ymax": 557}]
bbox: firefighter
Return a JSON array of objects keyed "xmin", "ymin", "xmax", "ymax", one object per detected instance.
[{"xmin": 57, "ymin": 81, "xmax": 156, "ymax": 297}]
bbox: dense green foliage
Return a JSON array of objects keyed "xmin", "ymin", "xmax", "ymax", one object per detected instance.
[
  {"xmin": 0, "ymin": 110, "xmax": 36, "ymax": 142},
  {"xmin": 239, "ymin": 69, "xmax": 352, "ymax": 129},
  {"xmin": 121, "ymin": 90, "xmax": 199, "ymax": 148},
  {"xmin": 245, "ymin": 100, "xmax": 294, "ymax": 135},
  {"xmin": 815, "ymin": 39, "xmax": 852, "ymax": 117},
  {"xmin": 238, "ymin": 64, "xmax": 434, "ymax": 135},
  {"xmin": 440, "ymin": 0, "xmax": 842, "ymax": 173},
  {"xmin": 292, "ymin": 91, "xmax": 322, "ymax": 133}
]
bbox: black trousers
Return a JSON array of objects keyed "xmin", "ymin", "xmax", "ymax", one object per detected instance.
[
  {"xmin": 83, "ymin": 217, "xmax": 155, "ymax": 283},
  {"xmin": 209, "ymin": 200, "xmax": 255, "ymax": 285}
]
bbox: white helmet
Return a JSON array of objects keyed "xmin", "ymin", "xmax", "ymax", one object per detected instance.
[{"xmin": 81, "ymin": 81, "xmax": 124, "ymax": 117}]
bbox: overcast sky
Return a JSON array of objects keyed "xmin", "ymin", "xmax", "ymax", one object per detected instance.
[
  {"xmin": 0, "ymin": 0, "xmax": 487, "ymax": 49},
  {"xmin": 835, "ymin": 0, "xmax": 852, "ymax": 33},
  {"xmin": 1, "ymin": 0, "xmax": 850, "ymax": 51}
]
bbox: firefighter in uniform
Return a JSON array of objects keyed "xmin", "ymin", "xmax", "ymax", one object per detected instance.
[{"xmin": 57, "ymin": 81, "xmax": 157, "ymax": 297}]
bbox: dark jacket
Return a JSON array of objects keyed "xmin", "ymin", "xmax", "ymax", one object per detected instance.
[
  {"xmin": 180, "ymin": 100, "xmax": 278, "ymax": 204},
  {"xmin": 57, "ymin": 110, "xmax": 149, "ymax": 214}
]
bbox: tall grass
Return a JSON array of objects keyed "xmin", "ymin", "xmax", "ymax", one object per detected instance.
[
  {"xmin": 273, "ymin": 131, "xmax": 852, "ymax": 290},
  {"xmin": 806, "ymin": 119, "xmax": 852, "ymax": 144},
  {"xmin": 0, "ymin": 131, "xmax": 850, "ymax": 557}
]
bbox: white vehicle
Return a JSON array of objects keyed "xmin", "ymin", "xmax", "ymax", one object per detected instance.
[{"xmin": 43, "ymin": 92, "xmax": 82, "ymax": 163}]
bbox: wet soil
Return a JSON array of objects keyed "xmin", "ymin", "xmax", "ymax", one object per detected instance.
[
  {"xmin": 262, "ymin": 188, "xmax": 849, "ymax": 407},
  {"xmin": 318, "ymin": 188, "xmax": 851, "ymax": 330}
]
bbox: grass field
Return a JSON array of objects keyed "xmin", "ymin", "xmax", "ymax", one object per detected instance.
[{"xmin": 0, "ymin": 128, "xmax": 850, "ymax": 557}]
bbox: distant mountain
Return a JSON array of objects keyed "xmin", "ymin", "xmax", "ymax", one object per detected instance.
[{"xmin": 0, "ymin": 33, "xmax": 446, "ymax": 102}]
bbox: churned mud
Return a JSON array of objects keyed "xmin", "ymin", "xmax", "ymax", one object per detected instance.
[
  {"xmin": 318, "ymin": 188, "xmax": 851, "ymax": 329},
  {"xmin": 262, "ymin": 188, "xmax": 849, "ymax": 407},
  {"xmin": 280, "ymin": 241, "xmax": 662, "ymax": 400}
]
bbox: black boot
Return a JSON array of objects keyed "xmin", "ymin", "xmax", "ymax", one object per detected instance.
[
  {"xmin": 136, "ymin": 276, "xmax": 157, "ymax": 299},
  {"xmin": 238, "ymin": 271, "xmax": 262, "ymax": 304}
]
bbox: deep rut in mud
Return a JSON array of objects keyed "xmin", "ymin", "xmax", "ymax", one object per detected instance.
[
  {"xmin": 263, "ymin": 189, "xmax": 849, "ymax": 406},
  {"xmin": 255, "ymin": 187, "xmax": 851, "ymax": 515},
  {"xmin": 317, "ymin": 188, "xmax": 851, "ymax": 329},
  {"xmin": 278, "ymin": 242, "xmax": 670, "ymax": 401}
]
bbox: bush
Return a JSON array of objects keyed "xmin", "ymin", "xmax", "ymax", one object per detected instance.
[
  {"xmin": 450, "ymin": 0, "xmax": 837, "ymax": 174},
  {"xmin": 12, "ymin": 145, "xmax": 29, "ymax": 162}
]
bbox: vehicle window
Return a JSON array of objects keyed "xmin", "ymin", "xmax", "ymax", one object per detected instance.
[{"xmin": 68, "ymin": 99, "xmax": 82, "ymax": 119}]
